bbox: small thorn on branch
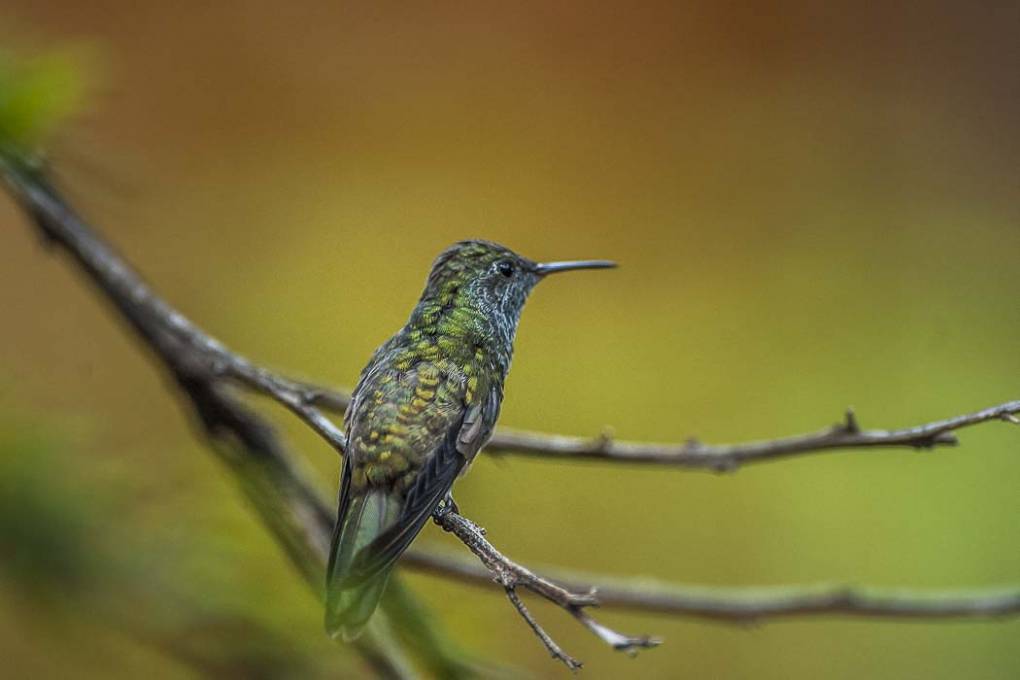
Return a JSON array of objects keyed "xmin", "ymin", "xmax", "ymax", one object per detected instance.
[
  {"xmin": 1002, "ymin": 413, "xmax": 1020, "ymax": 425},
  {"xmin": 710, "ymin": 458, "xmax": 739, "ymax": 474},
  {"xmin": 591, "ymin": 427, "xmax": 615, "ymax": 453},
  {"xmin": 912, "ymin": 432, "xmax": 958, "ymax": 450},
  {"xmin": 842, "ymin": 407, "xmax": 860, "ymax": 434}
]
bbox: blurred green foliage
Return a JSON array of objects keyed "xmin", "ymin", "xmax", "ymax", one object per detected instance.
[
  {"xmin": 0, "ymin": 429, "xmax": 96, "ymax": 596},
  {"xmin": 1, "ymin": 2, "xmax": 1019, "ymax": 678},
  {"xmin": 0, "ymin": 48, "xmax": 90, "ymax": 155},
  {"xmin": 0, "ymin": 423, "xmax": 365, "ymax": 678}
]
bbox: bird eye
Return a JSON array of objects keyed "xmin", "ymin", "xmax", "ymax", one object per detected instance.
[{"xmin": 497, "ymin": 261, "xmax": 514, "ymax": 277}]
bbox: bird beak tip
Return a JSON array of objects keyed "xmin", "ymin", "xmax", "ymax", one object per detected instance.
[{"xmin": 535, "ymin": 260, "xmax": 618, "ymax": 276}]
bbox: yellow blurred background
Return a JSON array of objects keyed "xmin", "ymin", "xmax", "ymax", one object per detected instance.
[{"xmin": 1, "ymin": 2, "xmax": 1018, "ymax": 678}]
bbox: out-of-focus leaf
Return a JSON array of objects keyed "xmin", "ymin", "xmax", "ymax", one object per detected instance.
[
  {"xmin": 0, "ymin": 430, "xmax": 98, "ymax": 597},
  {"xmin": 0, "ymin": 47, "xmax": 93, "ymax": 157}
]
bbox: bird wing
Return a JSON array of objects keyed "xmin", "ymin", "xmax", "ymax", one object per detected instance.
[
  {"xmin": 345, "ymin": 412, "xmax": 466, "ymax": 583},
  {"xmin": 339, "ymin": 358, "xmax": 497, "ymax": 585},
  {"xmin": 458, "ymin": 381, "xmax": 503, "ymax": 466},
  {"xmin": 355, "ymin": 377, "xmax": 503, "ymax": 576}
]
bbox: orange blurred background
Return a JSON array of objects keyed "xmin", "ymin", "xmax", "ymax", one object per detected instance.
[{"xmin": 1, "ymin": 2, "xmax": 1018, "ymax": 678}]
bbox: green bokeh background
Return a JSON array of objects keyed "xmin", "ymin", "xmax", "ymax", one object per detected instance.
[{"xmin": 1, "ymin": 2, "xmax": 1018, "ymax": 678}]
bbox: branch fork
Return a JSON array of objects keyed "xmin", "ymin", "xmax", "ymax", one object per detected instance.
[{"xmin": 432, "ymin": 508, "xmax": 659, "ymax": 670}]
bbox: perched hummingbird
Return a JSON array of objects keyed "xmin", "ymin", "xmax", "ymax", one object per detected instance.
[{"xmin": 325, "ymin": 240, "xmax": 614, "ymax": 640}]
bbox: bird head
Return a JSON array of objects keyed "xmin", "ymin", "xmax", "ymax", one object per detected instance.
[{"xmin": 422, "ymin": 240, "xmax": 615, "ymax": 325}]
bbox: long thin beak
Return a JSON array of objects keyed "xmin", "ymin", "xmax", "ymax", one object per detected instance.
[{"xmin": 534, "ymin": 259, "xmax": 617, "ymax": 276}]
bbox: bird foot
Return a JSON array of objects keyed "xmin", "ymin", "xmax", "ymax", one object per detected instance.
[{"xmin": 433, "ymin": 494, "xmax": 460, "ymax": 518}]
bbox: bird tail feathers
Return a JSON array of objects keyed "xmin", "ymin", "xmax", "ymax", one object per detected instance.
[{"xmin": 325, "ymin": 488, "xmax": 400, "ymax": 641}]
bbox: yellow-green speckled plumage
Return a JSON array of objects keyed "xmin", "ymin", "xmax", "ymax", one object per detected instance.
[
  {"xmin": 346, "ymin": 342, "xmax": 492, "ymax": 493},
  {"xmin": 345, "ymin": 261, "xmax": 502, "ymax": 495}
]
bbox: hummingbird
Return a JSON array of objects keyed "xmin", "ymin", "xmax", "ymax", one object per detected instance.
[{"xmin": 325, "ymin": 240, "xmax": 615, "ymax": 640}]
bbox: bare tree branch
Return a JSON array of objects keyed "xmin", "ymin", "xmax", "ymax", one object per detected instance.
[
  {"xmin": 483, "ymin": 402, "xmax": 1020, "ymax": 471},
  {"xmin": 3, "ymin": 161, "xmax": 349, "ymax": 457},
  {"xmin": 4, "ymin": 157, "xmax": 1019, "ymax": 673},
  {"xmin": 403, "ymin": 548, "xmax": 1020, "ymax": 621},
  {"xmin": 221, "ymin": 371, "xmax": 1020, "ymax": 473}
]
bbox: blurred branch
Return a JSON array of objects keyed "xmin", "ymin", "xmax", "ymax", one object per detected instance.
[
  {"xmin": 405, "ymin": 548, "xmax": 1020, "ymax": 621},
  {"xmin": 223, "ymin": 376, "xmax": 1020, "ymax": 473},
  {"xmin": 382, "ymin": 576, "xmax": 495, "ymax": 678},
  {"xmin": 4, "ymin": 158, "xmax": 1019, "ymax": 672},
  {"xmin": 0, "ymin": 158, "xmax": 454, "ymax": 679}
]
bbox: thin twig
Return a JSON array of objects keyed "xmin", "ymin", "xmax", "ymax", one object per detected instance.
[
  {"xmin": 224, "ymin": 383, "xmax": 1020, "ymax": 473},
  {"xmin": 505, "ymin": 587, "xmax": 582, "ymax": 671},
  {"xmin": 403, "ymin": 549, "xmax": 1020, "ymax": 621},
  {"xmin": 483, "ymin": 404, "xmax": 1020, "ymax": 470},
  {"xmin": 431, "ymin": 507, "xmax": 660, "ymax": 668}
]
